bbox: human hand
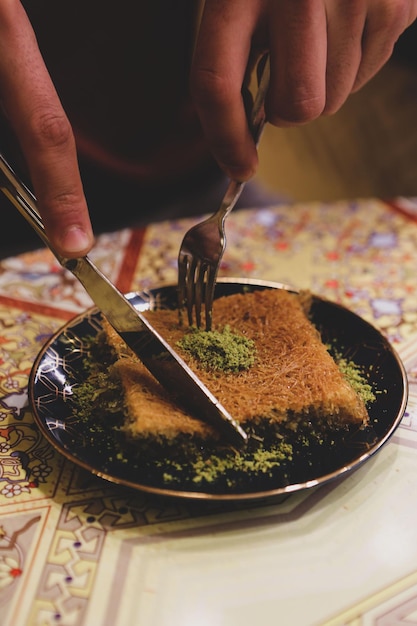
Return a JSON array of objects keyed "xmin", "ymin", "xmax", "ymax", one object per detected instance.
[
  {"xmin": 191, "ymin": 0, "xmax": 417, "ymax": 182},
  {"xmin": 0, "ymin": 1, "xmax": 94, "ymax": 258}
]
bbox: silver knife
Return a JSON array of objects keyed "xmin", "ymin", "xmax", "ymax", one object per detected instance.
[{"xmin": 0, "ymin": 153, "xmax": 248, "ymax": 448}]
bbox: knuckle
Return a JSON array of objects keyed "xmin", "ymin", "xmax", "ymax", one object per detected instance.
[
  {"xmin": 370, "ymin": 0, "xmax": 410, "ymax": 38},
  {"xmin": 40, "ymin": 193, "xmax": 88, "ymax": 241},
  {"xmin": 30, "ymin": 107, "xmax": 73, "ymax": 151},
  {"xmin": 39, "ymin": 191, "xmax": 79, "ymax": 230},
  {"xmin": 41, "ymin": 190, "xmax": 84, "ymax": 220},
  {"xmin": 52, "ymin": 191, "xmax": 82, "ymax": 210}
]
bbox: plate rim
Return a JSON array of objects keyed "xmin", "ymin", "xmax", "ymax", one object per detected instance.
[{"xmin": 28, "ymin": 278, "xmax": 409, "ymax": 501}]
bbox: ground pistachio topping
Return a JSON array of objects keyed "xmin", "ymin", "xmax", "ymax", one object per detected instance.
[
  {"xmin": 334, "ymin": 352, "xmax": 376, "ymax": 404},
  {"xmin": 177, "ymin": 324, "xmax": 256, "ymax": 373}
]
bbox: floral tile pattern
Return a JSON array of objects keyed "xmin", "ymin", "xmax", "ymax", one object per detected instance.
[{"xmin": 1, "ymin": 198, "xmax": 417, "ymax": 625}]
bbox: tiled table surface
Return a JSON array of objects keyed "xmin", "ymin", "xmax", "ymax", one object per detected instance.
[{"xmin": 1, "ymin": 197, "xmax": 417, "ymax": 626}]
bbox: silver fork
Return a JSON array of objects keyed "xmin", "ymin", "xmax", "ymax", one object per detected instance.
[{"xmin": 177, "ymin": 55, "xmax": 270, "ymax": 330}]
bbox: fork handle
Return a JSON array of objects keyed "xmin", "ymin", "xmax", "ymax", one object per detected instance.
[
  {"xmin": 249, "ymin": 53, "xmax": 270, "ymax": 145},
  {"xmin": 217, "ymin": 54, "xmax": 270, "ymax": 221},
  {"xmin": 217, "ymin": 180, "xmax": 245, "ymax": 222}
]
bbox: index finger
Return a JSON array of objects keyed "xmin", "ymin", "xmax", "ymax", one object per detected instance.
[{"xmin": 0, "ymin": 1, "xmax": 94, "ymax": 257}]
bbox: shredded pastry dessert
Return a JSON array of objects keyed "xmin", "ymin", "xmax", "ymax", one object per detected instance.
[{"xmin": 102, "ymin": 289, "xmax": 369, "ymax": 443}]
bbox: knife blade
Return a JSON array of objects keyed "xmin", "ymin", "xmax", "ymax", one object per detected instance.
[{"xmin": 0, "ymin": 153, "xmax": 248, "ymax": 448}]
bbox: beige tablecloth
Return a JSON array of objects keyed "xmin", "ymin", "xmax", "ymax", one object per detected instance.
[{"xmin": 1, "ymin": 197, "xmax": 417, "ymax": 626}]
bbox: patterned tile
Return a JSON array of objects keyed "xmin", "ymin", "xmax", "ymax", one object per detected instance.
[{"xmin": 1, "ymin": 200, "xmax": 417, "ymax": 625}]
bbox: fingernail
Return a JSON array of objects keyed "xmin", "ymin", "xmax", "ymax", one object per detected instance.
[{"xmin": 60, "ymin": 226, "xmax": 92, "ymax": 253}]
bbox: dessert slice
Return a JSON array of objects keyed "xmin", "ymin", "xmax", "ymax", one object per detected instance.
[{"xmin": 102, "ymin": 289, "xmax": 369, "ymax": 444}]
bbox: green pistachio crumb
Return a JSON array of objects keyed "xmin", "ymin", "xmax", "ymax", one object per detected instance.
[
  {"xmin": 177, "ymin": 324, "xmax": 256, "ymax": 372},
  {"xmin": 336, "ymin": 355, "xmax": 376, "ymax": 404}
]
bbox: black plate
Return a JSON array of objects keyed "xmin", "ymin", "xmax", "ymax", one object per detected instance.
[{"xmin": 29, "ymin": 279, "xmax": 408, "ymax": 501}]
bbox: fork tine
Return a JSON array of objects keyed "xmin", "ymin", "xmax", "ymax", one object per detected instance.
[
  {"xmin": 193, "ymin": 260, "xmax": 206, "ymax": 328},
  {"xmin": 203, "ymin": 263, "xmax": 218, "ymax": 331},
  {"xmin": 178, "ymin": 253, "xmax": 194, "ymax": 326},
  {"xmin": 177, "ymin": 253, "xmax": 188, "ymax": 319},
  {"xmin": 178, "ymin": 251, "xmax": 213, "ymax": 330},
  {"xmin": 186, "ymin": 256, "xmax": 198, "ymax": 326}
]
